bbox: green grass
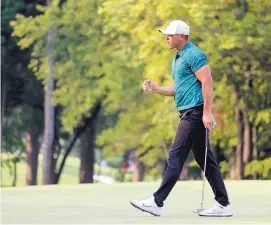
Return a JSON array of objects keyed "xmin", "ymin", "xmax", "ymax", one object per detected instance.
[{"xmin": 1, "ymin": 181, "xmax": 271, "ymax": 224}]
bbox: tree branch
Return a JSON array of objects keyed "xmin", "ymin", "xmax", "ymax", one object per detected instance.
[{"xmin": 53, "ymin": 100, "xmax": 102, "ymax": 184}]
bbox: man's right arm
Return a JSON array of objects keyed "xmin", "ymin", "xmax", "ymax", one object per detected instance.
[
  {"xmin": 143, "ymin": 79, "xmax": 174, "ymax": 96},
  {"xmin": 153, "ymin": 84, "xmax": 174, "ymax": 96}
]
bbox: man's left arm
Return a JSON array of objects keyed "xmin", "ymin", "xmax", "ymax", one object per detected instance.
[{"xmin": 195, "ymin": 65, "xmax": 216, "ymax": 130}]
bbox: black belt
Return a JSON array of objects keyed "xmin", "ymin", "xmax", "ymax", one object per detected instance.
[{"xmin": 179, "ymin": 104, "xmax": 203, "ymax": 114}]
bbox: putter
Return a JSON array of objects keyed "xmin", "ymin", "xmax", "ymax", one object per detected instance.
[{"xmin": 193, "ymin": 127, "xmax": 209, "ymax": 213}]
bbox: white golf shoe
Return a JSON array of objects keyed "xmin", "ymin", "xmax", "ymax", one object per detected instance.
[
  {"xmin": 130, "ymin": 196, "xmax": 163, "ymax": 216},
  {"xmin": 198, "ymin": 202, "xmax": 233, "ymax": 217}
]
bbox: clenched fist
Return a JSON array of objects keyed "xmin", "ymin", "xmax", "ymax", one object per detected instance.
[{"xmin": 143, "ymin": 79, "xmax": 155, "ymax": 92}]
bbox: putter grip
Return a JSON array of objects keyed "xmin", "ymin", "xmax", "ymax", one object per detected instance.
[{"xmin": 205, "ymin": 128, "xmax": 209, "ymax": 148}]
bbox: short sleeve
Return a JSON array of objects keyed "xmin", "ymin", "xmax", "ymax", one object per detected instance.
[{"xmin": 189, "ymin": 50, "xmax": 208, "ymax": 73}]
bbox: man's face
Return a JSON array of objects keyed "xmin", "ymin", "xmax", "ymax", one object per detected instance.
[{"xmin": 165, "ymin": 34, "xmax": 184, "ymax": 49}]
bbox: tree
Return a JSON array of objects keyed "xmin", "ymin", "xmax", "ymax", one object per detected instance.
[
  {"xmin": 39, "ymin": 0, "xmax": 56, "ymax": 185},
  {"xmin": 189, "ymin": 0, "xmax": 271, "ymax": 179},
  {"xmin": 1, "ymin": 0, "xmax": 46, "ymax": 185},
  {"xmin": 11, "ymin": 0, "xmax": 130, "ymax": 183},
  {"xmin": 97, "ymin": 0, "xmax": 186, "ymax": 180},
  {"xmin": 10, "ymin": 0, "xmax": 271, "ymax": 183},
  {"xmin": 98, "ymin": 0, "xmax": 271, "ymax": 180},
  {"xmin": 79, "ymin": 101, "xmax": 101, "ymax": 183}
]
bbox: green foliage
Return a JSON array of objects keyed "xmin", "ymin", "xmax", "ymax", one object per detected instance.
[
  {"xmin": 2, "ymin": 107, "xmax": 27, "ymax": 153},
  {"xmin": 219, "ymin": 161, "xmax": 230, "ymax": 178},
  {"xmin": 245, "ymin": 157, "xmax": 271, "ymax": 179},
  {"xmin": 97, "ymin": 0, "xmax": 271, "ymax": 178},
  {"xmin": 1, "ymin": 152, "xmax": 27, "ymax": 187},
  {"xmin": 2, "ymin": 0, "xmax": 44, "ymax": 165},
  {"xmin": 10, "ymin": 0, "xmax": 143, "ymax": 133},
  {"xmin": 9, "ymin": 0, "xmax": 271, "ymax": 181}
]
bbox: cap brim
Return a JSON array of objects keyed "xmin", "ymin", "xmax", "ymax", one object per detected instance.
[
  {"xmin": 159, "ymin": 29, "xmax": 167, "ymax": 34},
  {"xmin": 158, "ymin": 29, "xmax": 176, "ymax": 35}
]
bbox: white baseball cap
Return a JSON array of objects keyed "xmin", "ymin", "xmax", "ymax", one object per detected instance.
[{"xmin": 159, "ymin": 20, "xmax": 190, "ymax": 35}]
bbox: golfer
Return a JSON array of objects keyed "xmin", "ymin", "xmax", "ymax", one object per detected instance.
[{"xmin": 130, "ymin": 20, "xmax": 232, "ymax": 217}]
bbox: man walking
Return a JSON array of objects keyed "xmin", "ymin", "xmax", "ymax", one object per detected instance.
[{"xmin": 130, "ymin": 20, "xmax": 232, "ymax": 217}]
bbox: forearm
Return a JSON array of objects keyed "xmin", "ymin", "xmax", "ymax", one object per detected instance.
[
  {"xmin": 153, "ymin": 84, "xmax": 174, "ymax": 96},
  {"xmin": 202, "ymin": 79, "xmax": 213, "ymax": 113}
]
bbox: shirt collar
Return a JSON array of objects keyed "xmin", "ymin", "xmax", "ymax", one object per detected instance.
[{"xmin": 177, "ymin": 42, "xmax": 192, "ymax": 55}]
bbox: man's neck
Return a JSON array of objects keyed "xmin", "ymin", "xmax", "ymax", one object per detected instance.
[{"xmin": 176, "ymin": 40, "xmax": 189, "ymax": 52}]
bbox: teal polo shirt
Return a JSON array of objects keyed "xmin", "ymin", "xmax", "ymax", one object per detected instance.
[{"xmin": 172, "ymin": 42, "xmax": 208, "ymax": 111}]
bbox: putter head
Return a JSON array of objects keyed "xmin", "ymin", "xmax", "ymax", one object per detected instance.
[{"xmin": 193, "ymin": 208, "xmax": 205, "ymax": 213}]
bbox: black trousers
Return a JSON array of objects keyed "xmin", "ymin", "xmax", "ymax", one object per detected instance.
[{"xmin": 153, "ymin": 105, "xmax": 230, "ymax": 207}]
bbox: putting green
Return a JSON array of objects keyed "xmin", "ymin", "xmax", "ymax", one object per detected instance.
[{"xmin": 1, "ymin": 181, "xmax": 270, "ymax": 224}]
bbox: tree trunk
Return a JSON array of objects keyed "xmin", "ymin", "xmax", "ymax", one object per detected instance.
[
  {"xmin": 1, "ymin": 69, "xmax": 7, "ymax": 180},
  {"xmin": 12, "ymin": 161, "xmax": 17, "ymax": 187},
  {"xmin": 131, "ymin": 151, "xmax": 145, "ymax": 182},
  {"xmin": 235, "ymin": 106, "xmax": 244, "ymax": 180},
  {"xmin": 252, "ymin": 124, "xmax": 260, "ymax": 179},
  {"xmin": 79, "ymin": 124, "xmax": 96, "ymax": 183},
  {"xmin": 253, "ymin": 124, "xmax": 260, "ymax": 160},
  {"xmin": 1, "ymin": 73, "xmax": 6, "ymax": 183},
  {"xmin": 229, "ymin": 148, "xmax": 237, "ymax": 179},
  {"xmin": 41, "ymin": 72, "xmax": 55, "ymax": 184},
  {"xmin": 1, "ymin": 32, "xmax": 7, "ymax": 126},
  {"xmin": 79, "ymin": 102, "xmax": 101, "ymax": 183},
  {"xmin": 26, "ymin": 129, "xmax": 39, "ymax": 185},
  {"xmin": 12, "ymin": 151, "xmax": 22, "ymax": 187},
  {"xmin": 54, "ymin": 101, "xmax": 102, "ymax": 184},
  {"xmin": 132, "ymin": 159, "xmax": 144, "ymax": 182},
  {"xmin": 1, "ymin": 74, "xmax": 6, "ymax": 128},
  {"xmin": 243, "ymin": 111, "xmax": 253, "ymax": 165},
  {"xmin": 42, "ymin": 2, "xmax": 55, "ymax": 185}
]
